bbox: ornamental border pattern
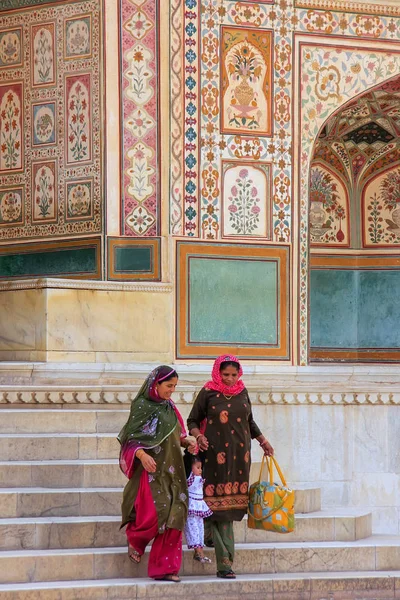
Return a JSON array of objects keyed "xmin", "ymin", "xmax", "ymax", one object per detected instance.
[
  {"xmin": 0, "ymin": 387, "xmax": 399, "ymax": 405},
  {"xmin": 294, "ymin": 0, "xmax": 400, "ymax": 17},
  {"xmin": 120, "ymin": 0, "xmax": 160, "ymax": 237}
]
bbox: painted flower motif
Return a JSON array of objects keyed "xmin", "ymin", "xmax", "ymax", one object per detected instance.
[
  {"xmin": 217, "ymin": 452, "xmax": 226, "ymax": 464},
  {"xmin": 240, "ymin": 482, "xmax": 248, "ymax": 494},
  {"xmin": 227, "ymin": 169, "xmax": 262, "ymax": 235},
  {"xmin": 205, "ymin": 484, "xmax": 215, "ymax": 497},
  {"xmin": 219, "ymin": 410, "xmax": 229, "ymax": 424},
  {"xmin": 216, "ymin": 483, "xmax": 225, "ymax": 495}
]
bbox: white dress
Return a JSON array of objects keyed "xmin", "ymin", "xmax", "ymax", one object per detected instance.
[{"xmin": 184, "ymin": 473, "xmax": 212, "ymax": 549}]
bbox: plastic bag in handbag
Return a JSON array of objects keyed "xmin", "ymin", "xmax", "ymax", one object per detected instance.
[{"xmin": 247, "ymin": 455, "xmax": 295, "ymax": 533}]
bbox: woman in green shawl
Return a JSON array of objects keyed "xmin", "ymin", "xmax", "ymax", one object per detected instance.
[{"xmin": 118, "ymin": 366, "xmax": 196, "ymax": 582}]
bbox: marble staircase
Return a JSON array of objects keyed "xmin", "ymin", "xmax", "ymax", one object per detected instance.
[{"xmin": 0, "ymin": 408, "xmax": 399, "ymax": 600}]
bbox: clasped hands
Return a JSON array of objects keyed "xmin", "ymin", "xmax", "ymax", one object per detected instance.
[{"xmin": 137, "ymin": 436, "xmax": 197, "ymax": 473}]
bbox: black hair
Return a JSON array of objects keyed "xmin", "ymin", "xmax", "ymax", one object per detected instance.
[
  {"xmin": 219, "ymin": 360, "xmax": 240, "ymax": 372},
  {"xmin": 183, "ymin": 450, "xmax": 202, "ymax": 478},
  {"xmin": 158, "ymin": 368, "xmax": 179, "ymax": 382}
]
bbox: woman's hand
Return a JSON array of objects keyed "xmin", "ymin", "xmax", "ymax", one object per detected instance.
[
  {"xmin": 196, "ymin": 434, "xmax": 209, "ymax": 452},
  {"xmin": 182, "ymin": 436, "xmax": 197, "ymax": 454},
  {"xmin": 138, "ymin": 451, "xmax": 157, "ymax": 473},
  {"xmin": 258, "ymin": 436, "xmax": 274, "ymax": 456}
]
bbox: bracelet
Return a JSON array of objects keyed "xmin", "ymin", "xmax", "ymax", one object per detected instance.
[
  {"xmin": 136, "ymin": 449, "xmax": 145, "ymax": 459},
  {"xmin": 195, "ymin": 434, "xmax": 203, "ymax": 441}
]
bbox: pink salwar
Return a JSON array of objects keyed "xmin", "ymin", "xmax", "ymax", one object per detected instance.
[{"xmin": 125, "ymin": 469, "xmax": 183, "ymax": 579}]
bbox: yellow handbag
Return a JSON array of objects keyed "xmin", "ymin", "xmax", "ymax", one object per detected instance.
[{"xmin": 248, "ymin": 455, "xmax": 295, "ymax": 533}]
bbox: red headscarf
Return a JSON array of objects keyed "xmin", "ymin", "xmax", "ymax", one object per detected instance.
[{"xmin": 204, "ymin": 354, "xmax": 245, "ymax": 396}]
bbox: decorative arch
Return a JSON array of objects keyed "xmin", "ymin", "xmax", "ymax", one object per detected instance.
[{"xmin": 295, "ymin": 36, "xmax": 400, "ymax": 364}]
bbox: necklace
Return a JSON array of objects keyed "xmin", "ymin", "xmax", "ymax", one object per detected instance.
[{"xmin": 223, "ymin": 393, "xmax": 233, "ymax": 400}]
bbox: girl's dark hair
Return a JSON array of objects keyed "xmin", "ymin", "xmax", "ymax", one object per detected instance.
[
  {"xmin": 183, "ymin": 450, "xmax": 201, "ymax": 478},
  {"xmin": 219, "ymin": 360, "xmax": 239, "ymax": 372},
  {"xmin": 158, "ymin": 368, "xmax": 178, "ymax": 382}
]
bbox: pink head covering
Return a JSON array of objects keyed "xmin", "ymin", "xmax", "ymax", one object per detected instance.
[{"xmin": 204, "ymin": 354, "xmax": 245, "ymax": 396}]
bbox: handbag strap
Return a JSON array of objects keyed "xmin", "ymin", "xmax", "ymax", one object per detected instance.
[{"xmin": 258, "ymin": 455, "xmax": 287, "ymax": 487}]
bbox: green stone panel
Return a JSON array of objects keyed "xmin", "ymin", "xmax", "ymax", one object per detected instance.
[
  {"xmin": 114, "ymin": 246, "xmax": 152, "ymax": 273},
  {"xmin": 310, "ymin": 270, "xmax": 358, "ymax": 348},
  {"xmin": 311, "ymin": 269, "xmax": 400, "ymax": 349},
  {"xmin": 358, "ymin": 271, "xmax": 400, "ymax": 348},
  {"xmin": 188, "ymin": 257, "xmax": 278, "ymax": 345},
  {"xmin": 0, "ymin": 247, "xmax": 97, "ymax": 279}
]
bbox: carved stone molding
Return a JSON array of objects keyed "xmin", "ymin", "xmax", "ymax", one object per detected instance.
[
  {"xmin": 0, "ymin": 278, "xmax": 173, "ymax": 293},
  {"xmin": 0, "ymin": 386, "xmax": 399, "ymax": 405}
]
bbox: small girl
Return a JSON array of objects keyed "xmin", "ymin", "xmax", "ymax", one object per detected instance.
[{"xmin": 184, "ymin": 454, "xmax": 213, "ymax": 563}]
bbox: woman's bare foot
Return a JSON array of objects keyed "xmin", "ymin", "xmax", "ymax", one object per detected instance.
[{"xmin": 128, "ymin": 545, "xmax": 141, "ymax": 564}]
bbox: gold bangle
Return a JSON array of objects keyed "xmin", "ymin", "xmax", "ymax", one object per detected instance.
[
  {"xmin": 136, "ymin": 449, "xmax": 145, "ymax": 459},
  {"xmin": 195, "ymin": 434, "xmax": 202, "ymax": 441}
]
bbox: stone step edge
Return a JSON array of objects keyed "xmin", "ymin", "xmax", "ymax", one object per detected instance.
[
  {"xmin": 0, "ymin": 537, "xmax": 398, "ymax": 557},
  {"xmin": 0, "ymin": 570, "xmax": 399, "ymax": 592},
  {"xmin": 0, "ymin": 508, "xmax": 372, "ymax": 525}
]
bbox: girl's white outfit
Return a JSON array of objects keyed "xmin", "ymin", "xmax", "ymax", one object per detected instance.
[{"xmin": 184, "ymin": 472, "xmax": 213, "ymax": 549}]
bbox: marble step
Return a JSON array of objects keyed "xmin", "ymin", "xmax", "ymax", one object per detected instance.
[
  {"xmin": 0, "ymin": 509, "xmax": 372, "ymax": 550},
  {"xmin": 0, "ymin": 460, "xmax": 126, "ymax": 488},
  {"xmin": 0, "ymin": 486, "xmax": 320, "ymax": 518},
  {"xmin": 0, "ymin": 537, "xmax": 399, "ymax": 584},
  {"xmin": 0, "ymin": 409, "xmax": 129, "ymax": 435},
  {"xmin": 0, "ymin": 433, "xmax": 119, "ymax": 461},
  {"xmin": 1, "ymin": 571, "xmax": 400, "ymax": 600},
  {"xmin": 0, "ymin": 462, "xmax": 321, "ymax": 512}
]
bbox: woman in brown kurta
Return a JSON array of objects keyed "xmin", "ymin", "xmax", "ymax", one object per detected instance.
[{"xmin": 187, "ymin": 354, "xmax": 274, "ymax": 578}]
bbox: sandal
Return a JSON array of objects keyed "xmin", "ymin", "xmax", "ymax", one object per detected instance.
[
  {"xmin": 128, "ymin": 545, "xmax": 141, "ymax": 564},
  {"xmin": 194, "ymin": 553, "xmax": 212, "ymax": 563},
  {"xmin": 217, "ymin": 569, "xmax": 236, "ymax": 579},
  {"xmin": 155, "ymin": 574, "xmax": 181, "ymax": 582}
]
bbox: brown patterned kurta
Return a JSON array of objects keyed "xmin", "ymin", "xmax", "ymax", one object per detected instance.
[{"xmin": 187, "ymin": 387, "xmax": 261, "ymax": 522}]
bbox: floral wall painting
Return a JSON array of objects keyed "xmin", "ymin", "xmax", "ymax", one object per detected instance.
[
  {"xmin": 32, "ymin": 160, "xmax": 57, "ymax": 224},
  {"xmin": 31, "ymin": 22, "xmax": 55, "ymax": 87},
  {"xmin": 32, "ymin": 102, "xmax": 56, "ymax": 147},
  {"xmin": 66, "ymin": 179, "xmax": 93, "ymax": 221},
  {"xmin": 121, "ymin": 0, "xmax": 159, "ymax": 237},
  {"xmin": 222, "ymin": 161, "xmax": 271, "ymax": 238},
  {"xmin": 0, "ymin": 0, "xmax": 102, "ymax": 242},
  {"xmin": 309, "ymin": 164, "xmax": 349, "ymax": 246},
  {"xmin": 0, "ymin": 187, "xmax": 23, "ymax": 226},
  {"xmin": 0, "ymin": 28, "xmax": 22, "ymax": 69},
  {"xmin": 0, "ymin": 82, "xmax": 23, "ymax": 173},
  {"xmin": 221, "ymin": 27, "xmax": 272, "ymax": 136},
  {"xmin": 65, "ymin": 15, "xmax": 92, "ymax": 60},
  {"xmin": 65, "ymin": 73, "xmax": 91, "ymax": 165},
  {"xmin": 363, "ymin": 167, "xmax": 400, "ymax": 247}
]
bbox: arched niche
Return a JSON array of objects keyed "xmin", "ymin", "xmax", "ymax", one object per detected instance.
[{"xmin": 309, "ymin": 75, "xmax": 400, "ymax": 362}]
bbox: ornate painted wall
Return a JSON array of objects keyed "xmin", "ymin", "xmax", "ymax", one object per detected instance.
[
  {"xmin": 169, "ymin": 0, "xmax": 400, "ymax": 364},
  {"xmin": 0, "ymin": 0, "xmax": 103, "ymax": 241}
]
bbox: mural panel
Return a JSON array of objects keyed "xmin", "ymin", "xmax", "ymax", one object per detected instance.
[
  {"xmin": 363, "ymin": 167, "xmax": 400, "ymax": 247},
  {"xmin": 222, "ymin": 161, "xmax": 271, "ymax": 238},
  {"xmin": 221, "ymin": 27, "xmax": 272, "ymax": 136},
  {"xmin": 32, "ymin": 160, "xmax": 57, "ymax": 223},
  {"xmin": 0, "ymin": 82, "xmax": 23, "ymax": 173},
  {"xmin": 0, "ymin": 0, "xmax": 102, "ymax": 241},
  {"xmin": 309, "ymin": 164, "xmax": 349, "ymax": 247},
  {"xmin": 31, "ymin": 22, "xmax": 55, "ymax": 87},
  {"xmin": 0, "ymin": 27, "xmax": 22, "ymax": 68}
]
